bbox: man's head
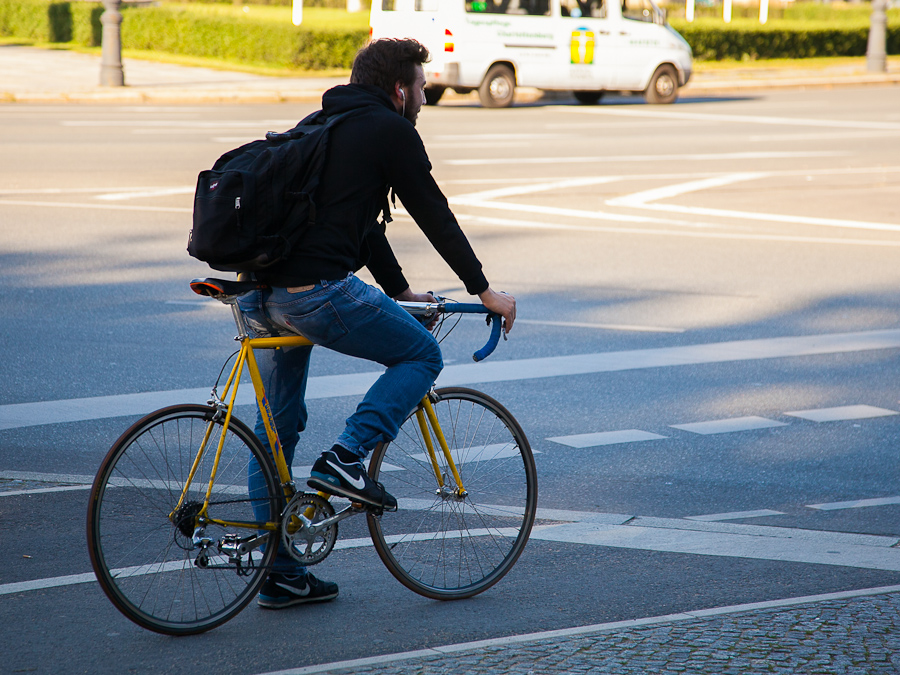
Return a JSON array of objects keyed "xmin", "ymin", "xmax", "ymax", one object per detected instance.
[{"xmin": 351, "ymin": 39, "xmax": 430, "ymax": 126}]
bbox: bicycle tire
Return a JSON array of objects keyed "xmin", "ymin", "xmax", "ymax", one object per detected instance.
[
  {"xmin": 367, "ymin": 387, "xmax": 537, "ymax": 599},
  {"xmin": 87, "ymin": 404, "xmax": 283, "ymax": 635}
]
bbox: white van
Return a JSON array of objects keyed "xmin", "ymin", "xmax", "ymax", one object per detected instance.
[{"xmin": 369, "ymin": 0, "xmax": 692, "ymax": 107}]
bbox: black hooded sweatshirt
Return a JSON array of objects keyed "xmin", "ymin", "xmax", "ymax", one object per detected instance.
[{"xmin": 256, "ymin": 84, "xmax": 489, "ymax": 298}]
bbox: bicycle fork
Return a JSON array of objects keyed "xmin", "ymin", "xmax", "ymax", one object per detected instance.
[{"xmin": 415, "ymin": 394, "xmax": 467, "ymax": 500}]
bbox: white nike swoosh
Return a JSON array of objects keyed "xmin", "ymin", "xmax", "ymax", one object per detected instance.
[
  {"xmin": 326, "ymin": 459, "xmax": 367, "ymax": 490},
  {"xmin": 276, "ymin": 581, "xmax": 310, "ymax": 597}
]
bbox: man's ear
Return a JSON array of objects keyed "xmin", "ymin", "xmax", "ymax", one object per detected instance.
[{"xmin": 389, "ymin": 81, "xmax": 405, "ymax": 113}]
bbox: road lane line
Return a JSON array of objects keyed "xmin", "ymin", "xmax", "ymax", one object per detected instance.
[
  {"xmin": 605, "ymin": 172, "xmax": 768, "ymax": 208},
  {"xmin": 515, "ymin": 318, "xmax": 685, "ymax": 333},
  {"xmin": 4, "ymin": 505, "xmax": 898, "ymax": 598},
  {"xmin": 605, "ymin": 173, "xmax": 900, "ymax": 233},
  {"xmin": 807, "ymin": 496, "xmax": 900, "ymax": 511},
  {"xmin": 670, "ymin": 416, "xmax": 789, "ymax": 435},
  {"xmin": 530, "ymin": 521, "xmax": 900, "ymax": 571},
  {"xmin": 547, "ymin": 430, "xmax": 668, "ymax": 448},
  {"xmin": 446, "ymin": 211, "xmax": 900, "ymax": 247},
  {"xmin": 95, "ymin": 187, "xmax": 194, "ymax": 201},
  {"xmin": 685, "ymin": 510, "xmax": 785, "ymax": 522},
  {"xmin": 784, "ymin": 405, "xmax": 899, "ymax": 422},
  {"xmin": 446, "ymin": 150, "xmax": 843, "ymax": 166},
  {"xmin": 562, "ymin": 107, "xmax": 900, "ymax": 131},
  {"xmin": 4, "ymin": 329, "xmax": 900, "ymax": 431},
  {"xmin": 0, "ymin": 199, "xmax": 191, "ymax": 213},
  {"xmin": 0, "ymin": 485, "xmax": 91, "ymax": 498}
]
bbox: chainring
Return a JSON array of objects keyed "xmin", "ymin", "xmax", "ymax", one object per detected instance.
[{"xmin": 281, "ymin": 492, "xmax": 337, "ymax": 565}]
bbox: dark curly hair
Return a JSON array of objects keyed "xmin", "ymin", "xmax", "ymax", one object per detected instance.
[{"xmin": 350, "ymin": 39, "xmax": 430, "ymax": 96}]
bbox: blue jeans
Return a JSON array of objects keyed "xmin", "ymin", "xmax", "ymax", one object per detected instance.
[{"xmin": 237, "ymin": 274, "xmax": 443, "ymax": 574}]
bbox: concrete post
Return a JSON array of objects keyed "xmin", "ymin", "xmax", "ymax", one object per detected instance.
[
  {"xmin": 867, "ymin": 0, "xmax": 887, "ymax": 73},
  {"xmin": 100, "ymin": 0, "xmax": 125, "ymax": 86}
]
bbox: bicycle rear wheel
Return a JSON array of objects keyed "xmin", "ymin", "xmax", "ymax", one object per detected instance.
[
  {"xmin": 87, "ymin": 404, "xmax": 282, "ymax": 635},
  {"xmin": 367, "ymin": 387, "xmax": 537, "ymax": 599}
]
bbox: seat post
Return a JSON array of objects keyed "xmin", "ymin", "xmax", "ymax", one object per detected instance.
[{"xmin": 228, "ymin": 299, "xmax": 250, "ymax": 339}]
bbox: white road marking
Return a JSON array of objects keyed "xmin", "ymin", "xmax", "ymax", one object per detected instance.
[
  {"xmin": 446, "ymin": 150, "xmax": 843, "ymax": 166},
  {"xmin": 784, "ymin": 405, "xmax": 899, "ymax": 422},
  {"xmin": 60, "ymin": 119, "xmax": 297, "ymax": 128},
  {"xmin": 0, "ymin": 484, "xmax": 91, "ymax": 498},
  {"xmin": 605, "ymin": 172, "xmax": 768, "ymax": 208},
  {"xmin": 446, "ymin": 211, "xmax": 900, "ymax": 248},
  {"xmin": 95, "ymin": 187, "xmax": 194, "ymax": 201},
  {"xmin": 410, "ymin": 443, "xmax": 530, "ymax": 466},
  {"xmin": 685, "ymin": 510, "xmax": 785, "ymax": 522},
  {"xmin": 255, "ymin": 584, "xmax": 900, "ymax": 675},
  {"xmin": 607, "ymin": 172, "xmax": 900, "ymax": 234},
  {"xmin": 562, "ymin": 106, "xmax": 900, "ymax": 131},
  {"xmin": 807, "ymin": 496, "xmax": 900, "ymax": 511},
  {"xmin": 0, "ymin": 199, "xmax": 190, "ymax": 213},
  {"xmin": 670, "ymin": 416, "xmax": 789, "ymax": 435},
  {"xmin": 5, "ymin": 502, "xmax": 899, "ymax": 599},
  {"xmin": 516, "ymin": 319, "xmax": 685, "ymax": 334},
  {"xmin": 4, "ymin": 329, "xmax": 900, "ymax": 431},
  {"xmin": 530, "ymin": 520, "xmax": 900, "ymax": 571},
  {"xmin": 547, "ymin": 430, "xmax": 667, "ymax": 448}
]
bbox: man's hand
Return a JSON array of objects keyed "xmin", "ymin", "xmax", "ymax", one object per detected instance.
[
  {"xmin": 393, "ymin": 287, "xmax": 438, "ymax": 329},
  {"xmin": 393, "ymin": 288, "xmax": 436, "ymax": 304},
  {"xmin": 478, "ymin": 287, "xmax": 516, "ymax": 334}
]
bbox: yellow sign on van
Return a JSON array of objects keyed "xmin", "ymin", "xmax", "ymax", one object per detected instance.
[{"xmin": 570, "ymin": 29, "xmax": 595, "ymax": 64}]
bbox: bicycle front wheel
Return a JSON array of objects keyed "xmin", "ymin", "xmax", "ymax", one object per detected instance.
[
  {"xmin": 367, "ymin": 387, "xmax": 537, "ymax": 599},
  {"xmin": 87, "ymin": 404, "xmax": 282, "ymax": 635}
]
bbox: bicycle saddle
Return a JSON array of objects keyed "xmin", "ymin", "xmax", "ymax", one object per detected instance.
[{"xmin": 190, "ymin": 277, "xmax": 268, "ymax": 300}]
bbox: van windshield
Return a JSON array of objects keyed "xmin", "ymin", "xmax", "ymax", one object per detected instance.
[
  {"xmin": 560, "ymin": 0, "xmax": 606, "ymax": 18},
  {"xmin": 466, "ymin": 0, "xmax": 551, "ymax": 16},
  {"xmin": 622, "ymin": 0, "xmax": 666, "ymax": 24}
]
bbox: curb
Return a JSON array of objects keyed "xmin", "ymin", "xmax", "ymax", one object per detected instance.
[{"xmin": 1, "ymin": 72, "xmax": 898, "ymax": 104}]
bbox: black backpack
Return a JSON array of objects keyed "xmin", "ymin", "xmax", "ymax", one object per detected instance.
[{"xmin": 187, "ymin": 108, "xmax": 364, "ymax": 272}]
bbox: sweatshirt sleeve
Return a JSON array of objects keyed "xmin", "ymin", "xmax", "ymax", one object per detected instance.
[{"xmin": 384, "ymin": 121, "xmax": 490, "ymax": 296}]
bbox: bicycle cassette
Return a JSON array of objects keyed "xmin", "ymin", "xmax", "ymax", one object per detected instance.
[{"xmin": 281, "ymin": 492, "xmax": 337, "ymax": 565}]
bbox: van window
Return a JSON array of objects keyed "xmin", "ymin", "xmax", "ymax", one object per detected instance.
[
  {"xmin": 382, "ymin": 0, "xmax": 395, "ymax": 10},
  {"xmin": 622, "ymin": 0, "xmax": 654, "ymax": 22},
  {"xmin": 415, "ymin": 0, "xmax": 438, "ymax": 9},
  {"xmin": 466, "ymin": 0, "xmax": 551, "ymax": 16},
  {"xmin": 560, "ymin": 0, "xmax": 606, "ymax": 18}
]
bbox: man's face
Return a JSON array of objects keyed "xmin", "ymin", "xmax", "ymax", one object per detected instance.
[{"xmin": 402, "ymin": 65, "xmax": 427, "ymax": 127}]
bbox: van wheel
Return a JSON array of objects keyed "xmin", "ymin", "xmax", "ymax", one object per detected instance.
[
  {"xmin": 479, "ymin": 65, "xmax": 515, "ymax": 108},
  {"xmin": 424, "ymin": 87, "xmax": 445, "ymax": 106},
  {"xmin": 574, "ymin": 90, "xmax": 603, "ymax": 105},
  {"xmin": 644, "ymin": 65, "xmax": 679, "ymax": 104}
]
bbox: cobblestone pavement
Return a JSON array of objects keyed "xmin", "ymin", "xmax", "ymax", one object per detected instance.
[{"xmin": 309, "ymin": 592, "xmax": 900, "ymax": 675}]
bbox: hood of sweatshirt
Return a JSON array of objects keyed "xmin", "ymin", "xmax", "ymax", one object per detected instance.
[{"xmin": 322, "ymin": 83, "xmax": 397, "ymax": 117}]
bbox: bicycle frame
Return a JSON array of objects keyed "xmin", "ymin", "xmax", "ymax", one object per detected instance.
[{"xmin": 170, "ymin": 300, "xmax": 467, "ymax": 532}]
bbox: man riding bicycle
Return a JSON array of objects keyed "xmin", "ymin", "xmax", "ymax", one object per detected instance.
[{"xmin": 236, "ymin": 38, "xmax": 516, "ymax": 609}]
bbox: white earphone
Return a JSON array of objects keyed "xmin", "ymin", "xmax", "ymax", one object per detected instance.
[{"xmin": 399, "ymin": 88, "xmax": 405, "ymax": 100}]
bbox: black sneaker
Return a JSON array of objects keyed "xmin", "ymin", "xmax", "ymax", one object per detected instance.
[
  {"xmin": 308, "ymin": 445, "xmax": 398, "ymax": 511},
  {"xmin": 257, "ymin": 572, "xmax": 338, "ymax": 609}
]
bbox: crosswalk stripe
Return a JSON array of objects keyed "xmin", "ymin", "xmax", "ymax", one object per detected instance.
[{"xmin": 3, "ymin": 328, "xmax": 900, "ymax": 431}]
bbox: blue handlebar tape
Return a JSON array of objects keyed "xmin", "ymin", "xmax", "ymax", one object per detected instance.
[
  {"xmin": 473, "ymin": 314, "xmax": 503, "ymax": 362},
  {"xmin": 440, "ymin": 303, "xmax": 501, "ymax": 362}
]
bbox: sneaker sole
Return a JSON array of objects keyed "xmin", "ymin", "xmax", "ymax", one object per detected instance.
[
  {"xmin": 257, "ymin": 591, "xmax": 339, "ymax": 609},
  {"xmin": 307, "ymin": 475, "xmax": 397, "ymax": 511}
]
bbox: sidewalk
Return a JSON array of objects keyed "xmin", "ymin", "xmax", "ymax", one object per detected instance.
[
  {"xmin": 276, "ymin": 587, "xmax": 900, "ymax": 674},
  {"xmin": 1, "ymin": 44, "xmax": 898, "ymax": 104}
]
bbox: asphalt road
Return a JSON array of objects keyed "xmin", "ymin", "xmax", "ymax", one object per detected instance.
[{"xmin": 1, "ymin": 87, "xmax": 900, "ymax": 674}]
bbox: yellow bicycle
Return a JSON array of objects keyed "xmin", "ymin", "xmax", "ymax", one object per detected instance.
[{"xmin": 87, "ymin": 278, "xmax": 537, "ymax": 635}]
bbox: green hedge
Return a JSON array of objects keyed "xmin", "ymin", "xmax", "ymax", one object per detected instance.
[
  {"xmin": 120, "ymin": 5, "xmax": 367, "ymax": 68},
  {"xmin": 670, "ymin": 22, "xmax": 900, "ymax": 61},
  {"xmin": 0, "ymin": 0, "xmax": 367, "ymax": 68},
  {"xmin": 0, "ymin": 0, "xmax": 102, "ymax": 45}
]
